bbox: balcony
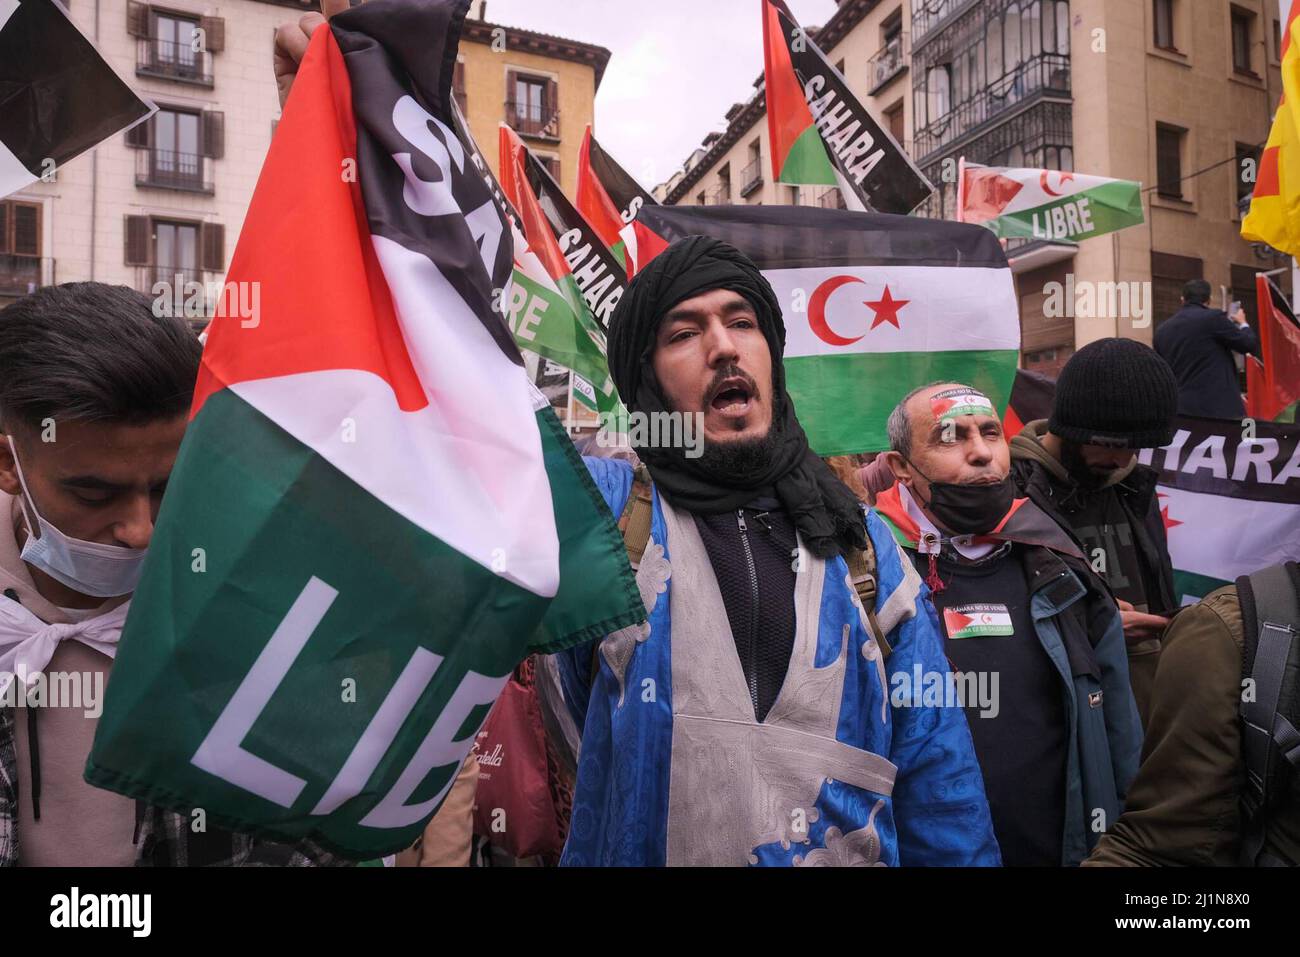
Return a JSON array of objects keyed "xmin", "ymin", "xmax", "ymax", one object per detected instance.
[
  {"xmin": 816, "ymin": 187, "xmax": 846, "ymax": 210},
  {"xmin": 740, "ymin": 159, "xmax": 763, "ymax": 197},
  {"xmin": 505, "ymin": 99, "xmax": 560, "ymax": 140},
  {"xmin": 706, "ymin": 183, "xmax": 731, "ymax": 205},
  {"xmin": 135, "ymin": 149, "xmax": 214, "ymax": 194},
  {"xmin": 911, "ymin": 0, "xmax": 981, "ymax": 45},
  {"xmin": 0, "ymin": 254, "xmax": 53, "ymax": 298},
  {"xmin": 914, "ymin": 53, "xmax": 1071, "ymax": 163},
  {"xmin": 136, "ymin": 39, "xmax": 213, "ymax": 87},
  {"xmin": 868, "ymin": 33, "xmax": 909, "ymax": 94}
]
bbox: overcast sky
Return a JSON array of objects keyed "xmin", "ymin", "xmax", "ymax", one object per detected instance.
[{"xmin": 485, "ymin": 0, "xmax": 836, "ymax": 190}]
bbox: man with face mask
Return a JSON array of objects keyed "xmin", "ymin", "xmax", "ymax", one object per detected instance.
[
  {"xmin": 875, "ymin": 382, "xmax": 1142, "ymax": 866},
  {"xmin": 0, "ymin": 283, "xmax": 349, "ymax": 866},
  {"xmin": 553, "ymin": 237, "xmax": 999, "ymax": 867},
  {"xmin": 1009, "ymin": 339, "xmax": 1180, "ymax": 726}
]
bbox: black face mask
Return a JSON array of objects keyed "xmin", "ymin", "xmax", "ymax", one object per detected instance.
[{"xmin": 905, "ymin": 458, "xmax": 1017, "ymax": 535}]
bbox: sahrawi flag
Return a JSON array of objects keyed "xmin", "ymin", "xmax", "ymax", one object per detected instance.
[
  {"xmin": 576, "ymin": 125, "xmax": 657, "ymax": 274},
  {"xmin": 958, "ymin": 160, "xmax": 1144, "ymax": 242},
  {"xmin": 624, "ymin": 204, "xmax": 1020, "ymax": 455},
  {"xmin": 87, "ymin": 0, "xmax": 641, "ymax": 858},
  {"xmin": 1139, "ymin": 417, "xmax": 1300, "ymax": 604},
  {"xmin": 1246, "ymin": 272, "xmax": 1300, "ymax": 421},
  {"xmin": 762, "ymin": 0, "xmax": 931, "ymax": 213},
  {"xmin": 499, "ymin": 124, "xmax": 618, "ymax": 413},
  {"xmin": 0, "ymin": 0, "xmax": 152, "ymax": 198}
]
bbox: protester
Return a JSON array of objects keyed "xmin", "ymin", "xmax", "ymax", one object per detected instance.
[
  {"xmin": 1009, "ymin": 339, "xmax": 1179, "ymax": 726},
  {"xmin": 1153, "ymin": 278, "xmax": 1259, "ymax": 419},
  {"xmin": 0, "ymin": 283, "xmax": 352, "ymax": 866},
  {"xmin": 1085, "ymin": 561, "xmax": 1300, "ymax": 867},
  {"xmin": 876, "ymin": 382, "xmax": 1141, "ymax": 865},
  {"xmin": 548, "ymin": 236, "xmax": 999, "ymax": 866}
]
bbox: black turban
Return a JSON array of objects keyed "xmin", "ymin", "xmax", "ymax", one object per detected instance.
[{"xmin": 606, "ymin": 235, "xmax": 867, "ymax": 560}]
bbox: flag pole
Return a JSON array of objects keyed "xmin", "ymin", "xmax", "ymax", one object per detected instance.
[{"xmin": 956, "ymin": 156, "xmax": 966, "ymax": 223}]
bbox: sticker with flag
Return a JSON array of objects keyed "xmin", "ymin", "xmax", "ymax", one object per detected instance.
[
  {"xmin": 761, "ymin": 0, "xmax": 930, "ymax": 213},
  {"xmin": 623, "ymin": 204, "xmax": 1020, "ymax": 454},
  {"xmin": 943, "ymin": 605, "xmax": 1015, "ymax": 639},
  {"xmin": 1242, "ymin": 5, "xmax": 1300, "ymax": 256},
  {"xmin": 0, "ymin": 0, "xmax": 153, "ymax": 198},
  {"xmin": 576, "ymin": 125, "xmax": 657, "ymax": 275},
  {"xmin": 958, "ymin": 160, "xmax": 1144, "ymax": 242},
  {"xmin": 85, "ymin": 0, "xmax": 642, "ymax": 859},
  {"xmin": 1247, "ymin": 272, "xmax": 1300, "ymax": 422},
  {"xmin": 499, "ymin": 124, "xmax": 618, "ymax": 414}
]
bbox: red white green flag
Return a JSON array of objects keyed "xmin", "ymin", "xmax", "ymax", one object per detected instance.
[
  {"xmin": 958, "ymin": 161, "xmax": 1144, "ymax": 242},
  {"xmin": 761, "ymin": 0, "xmax": 930, "ymax": 213},
  {"xmin": 576, "ymin": 125, "xmax": 657, "ymax": 274},
  {"xmin": 85, "ymin": 0, "xmax": 641, "ymax": 859}
]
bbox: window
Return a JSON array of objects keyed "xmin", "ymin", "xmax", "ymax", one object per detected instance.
[
  {"xmin": 988, "ymin": 17, "xmax": 1004, "ymax": 80},
  {"xmin": 1151, "ymin": 251, "xmax": 1203, "ymax": 329},
  {"xmin": 790, "ymin": 185, "xmax": 801, "ymax": 206},
  {"xmin": 1153, "ymin": 0, "xmax": 1175, "ymax": 51},
  {"xmin": 152, "ymin": 108, "xmax": 202, "ymax": 188},
  {"xmin": 0, "ymin": 201, "xmax": 42, "ymax": 296},
  {"xmin": 742, "ymin": 139, "xmax": 763, "ymax": 197},
  {"xmin": 697, "ymin": 191, "xmax": 705, "ymax": 206},
  {"xmin": 926, "ymin": 64, "xmax": 951, "ymax": 123},
  {"xmin": 885, "ymin": 101, "xmax": 905, "ymax": 143},
  {"xmin": 1275, "ymin": 18, "xmax": 1283, "ymax": 60},
  {"xmin": 1156, "ymin": 124, "xmax": 1185, "ymax": 199},
  {"xmin": 127, "ymin": 3, "xmax": 222, "ymax": 85},
  {"xmin": 835, "ymin": 58, "xmax": 845, "ymax": 77},
  {"xmin": 453, "ymin": 59, "xmax": 467, "ymax": 116},
  {"xmin": 1004, "ymin": 5, "xmax": 1022, "ymax": 73},
  {"xmin": 537, "ymin": 154, "xmax": 560, "ymax": 182},
  {"xmin": 125, "ymin": 215, "xmax": 224, "ymax": 301},
  {"xmin": 508, "ymin": 71, "xmax": 558, "ymax": 138},
  {"xmin": 1236, "ymin": 142, "xmax": 1262, "ymax": 205},
  {"xmin": 1056, "ymin": 0, "xmax": 1070, "ymax": 53},
  {"xmin": 1232, "ymin": 8, "xmax": 1256, "ymax": 75},
  {"xmin": 154, "ymin": 220, "xmax": 201, "ymax": 286},
  {"xmin": 153, "ymin": 12, "xmax": 199, "ymax": 75}
]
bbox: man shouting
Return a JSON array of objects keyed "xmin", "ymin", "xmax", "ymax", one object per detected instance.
[{"xmin": 554, "ymin": 237, "xmax": 999, "ymax": 866}]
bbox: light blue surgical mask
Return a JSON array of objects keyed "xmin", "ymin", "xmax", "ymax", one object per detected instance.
[{"xmin": 7, "ymin": 437, "xmax": 147, "ymax": 598}]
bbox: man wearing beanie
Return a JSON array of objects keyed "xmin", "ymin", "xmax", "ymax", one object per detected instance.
[
  {"xmin": 1010, "ymin": 338, "xmax": 1180, "ymax": 725},
  {"xmin": 553, "ymin": 236, "xmax": 999, "ymax": 866},
  {"xmin": 1154, "ymin": 278, "xmax": 1259, "ymax": 419}
]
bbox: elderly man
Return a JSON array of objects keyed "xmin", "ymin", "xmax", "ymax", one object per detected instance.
[
  {"xmin": 874, "ymin": 381, "xmax": 1142, "ymax": 866},
  {"xmin": 551, "ymin": 237, "xmax": 999, "ymax": 867}
]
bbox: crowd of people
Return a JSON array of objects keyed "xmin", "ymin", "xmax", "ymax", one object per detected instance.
[{"xmin": 0, "ymin": 229, "xmax": 1295, "ymax": 868}]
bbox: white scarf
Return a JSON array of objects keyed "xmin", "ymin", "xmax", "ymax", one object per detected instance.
[
  {"xmin": 0, "ymin": 595, "xmax": 129, "ymax": 700},
  {"xmin": 897, "ymin": 483, "xmax": 997, "ymax": 561}
]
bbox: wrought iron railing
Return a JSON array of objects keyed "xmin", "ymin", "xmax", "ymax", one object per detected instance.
[
  {"xmin": 740, "ymin": 159, "xmax": 763, "ymax": 197},
  {"xmin": 135, "ymin": 149, "xmax": 213, "ymax": 193},
  {"xmin": 505, "ymin": 99, "xmax": 560, "ymax": 139},
  {"xmin": 0, "ymin": 254, "xmax": 52, "ymax": 297},
  {"xmin": 869, "ymin": 33, "xmax": 909, "ymax": 93},
  {"xmin": 136, "ymin": 39, "xmax": 213, "ymax": 86}
]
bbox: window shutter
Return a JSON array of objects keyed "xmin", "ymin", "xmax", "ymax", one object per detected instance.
[
  {"xmin": 202, "ymin": 110, "xmax": 225, "ymax": 159},
  {"xmin": 545, "ymin": 77, "xmax": 558, "ymax": 115},
  {"xmin": 126, "ymin": 1, "xmax": 150, "ymax": 38},
  {"xmin": 200, "ymin": 15, "xmax": 225, "ymax": 53},
  {"xmin": 201, "ymin": 222, "xmax": 225, "ymax": 272},
  {"xmin": 125, "ymin": 116, "xmax": 151, "ymax": 149},
  {"xmin": 12, "ymin": 205, "xmax": 38, "ymax": 256},
  {"xmin": 0, "ymin": 204, "xmax": 8, "ymax": 255},
  {"xmin": 506, "ymin": 69, "xmax": 518, "ymax": 117},
  {"xmin": 125, "ymin": 216, "xmax": 151, "ymax": 266},
  {"xmin": 453, "ymin": 59, "xmax": 467, "ymax": 114}
]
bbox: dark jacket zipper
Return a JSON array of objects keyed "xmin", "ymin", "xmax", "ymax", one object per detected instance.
[{"xmin": 736, "ymin": 509, "xmax": 760, "ymax": 717}]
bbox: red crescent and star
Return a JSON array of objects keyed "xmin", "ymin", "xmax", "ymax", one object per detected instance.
[
  {"xmin": 808, "ymin": 275, "xmax": 910, "ymax": 345},
  {"xmin": 1039, "ymin": 170, "xmax": 1076, "ymax": 197}
]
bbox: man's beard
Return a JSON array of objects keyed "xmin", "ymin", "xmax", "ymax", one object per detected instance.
[
  {"xmin": 1060, "ymin": 439, "xmax": 1119, "ymax": 490},
  {"xmin": 694, "ymin": 421, "xmax": 781, "ymax": 481}
]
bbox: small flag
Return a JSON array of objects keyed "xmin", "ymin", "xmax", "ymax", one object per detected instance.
[
  {"xmin": 958, "ymin": 161, "xmax": 1144, "ymax": 242},
  {"xmin": 576, "ymin": 125, "xmax": 657, "ymax": 274},
  {"xmin": 623, "ymin": 204, "xmax": 1020, "ymax": 455},
  {"xmin": 1242, "ymin": 7, "xmax": 1300, "ymax": 256},
  {"xmin": 943, "ymin": 605, "xmax": 1014, "ymax": 639},
  {"xmin": 0, "ymin": 0, "xmax": 152, "ymax": 198},
  {"xmin": 86, "ymin": 0, "xmax": 641, "ymax": 859},
  {"xmin": 499, "ymin": 125, "xmax": 618, "ymax": 413},
  {"xmin": 1246, "ymin": 273, "xmax": 1300, "ymax": 421},
  {"xmin": 761, "ymin": 0, "xmax": 930, "ymax": 213}
]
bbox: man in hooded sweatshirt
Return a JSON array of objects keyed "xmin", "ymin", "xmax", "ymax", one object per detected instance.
[
  {"xmin": 552, "ymin": 236, "xmax": 999, "ymax": 867},
  {"xmin": 1009, "ymin": 339, "xmax": 1180, "ymax": 726}
]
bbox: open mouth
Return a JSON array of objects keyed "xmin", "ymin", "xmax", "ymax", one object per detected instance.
[{"xmin": 708, "ymin": 377, "xmax": 754, "ymax": 416}]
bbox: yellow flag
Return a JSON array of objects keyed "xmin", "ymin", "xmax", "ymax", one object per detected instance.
[{"xmin": 1242, "ymin": 7, "xmax": 1300, "ymax": 256}]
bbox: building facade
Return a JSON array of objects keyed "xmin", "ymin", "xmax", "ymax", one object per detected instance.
[
  {"xmin": 0, "ymin": 0, "xmax": 609, "ymax": 335},
  {"xmin": 658, "ymin": 0, "xmax": 1286, "ymax": 377}
]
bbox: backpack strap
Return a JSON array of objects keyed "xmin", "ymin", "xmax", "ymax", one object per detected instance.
[
  {"xmin": 617, "ymin": 464, "xmax": 654, "ymax": 571},
  {"xmin": 1238, "ymin": 562, "xmax": 1300, "ymax": 866},
  {"xmin": 846, "ymin": 537, "xmax": 891, "ymax": 662}
]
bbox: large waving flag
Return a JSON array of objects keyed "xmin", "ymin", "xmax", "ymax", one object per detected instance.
[
  {"xmin": 624, "ymin": 204, "xmax": 1019, "ymax": 454},
  {"xmin": 499, "ymin": 125, "xmax": 617, "ymax": 413},
  {"xmin": 0, "ymin": 0, "xmax": 152, "ymax": 197},
  {"xmin": 1242, "ymin": 6, "xmax": 1300, "ymax": 256},
  {"xmin": 576, "ymin": 125, "xmax": 657, "ymax": 272},
  {"xmin": 86, "ymin": 0, "xmax": 641, "ymax": 859},
  {"xmin": 1247, "ymin": 272, "xmax": 1300, "ymax": 421},
  {"xmin": 761, "ymin": 0, "xmax": 930, "ymax": 213},
  {"xmin": 958, "ymin": 161, "xmax": 1144, "ymax": 242}
]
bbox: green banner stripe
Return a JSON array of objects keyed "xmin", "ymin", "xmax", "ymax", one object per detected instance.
[
  {"xmin": 510, "ymin": 270, "xmax": 613, "ymax": 403},
  {"xmin": 1172, "ymin": 568, "xmax": 1231, "ymax": 605},
  {"xmin": 988, "ymin": 180, "xmax": 1144, "ymax": 242},
  {"xmin": 777, "ymin": 123, "xmax": 839, "ymax": 186},
  {"xmin": 784, "ymin": 348, "xmax": 1019, "ymax": 455}
]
